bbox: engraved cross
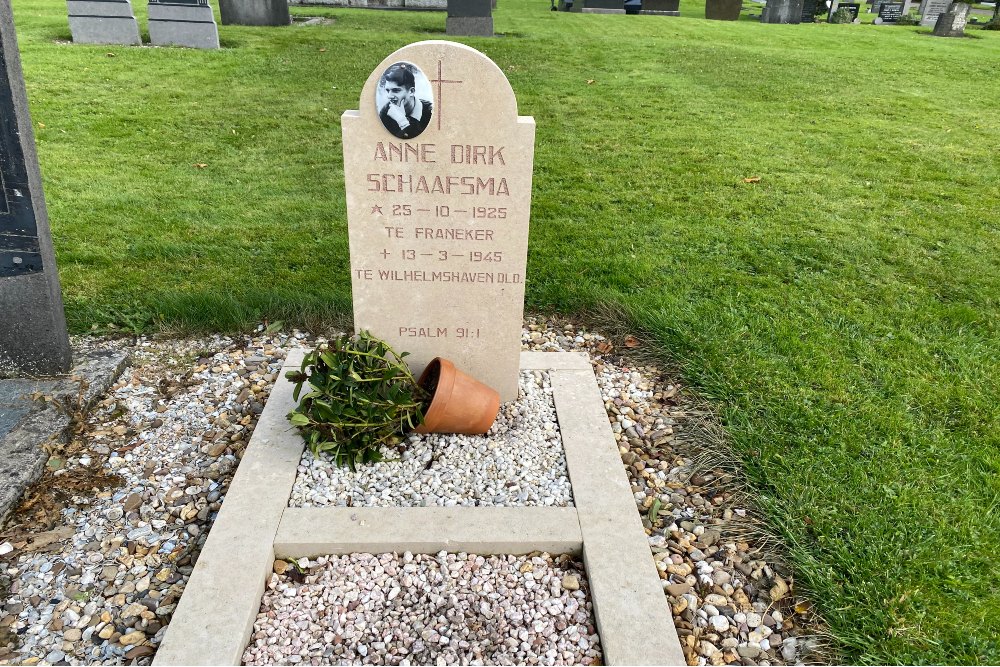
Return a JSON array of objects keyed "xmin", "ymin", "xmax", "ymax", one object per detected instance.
[{"xmin": 429, "ymin": 60, "xmax": 463, "ymax": 131}]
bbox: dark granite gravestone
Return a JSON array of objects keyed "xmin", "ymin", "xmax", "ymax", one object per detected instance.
[
  {"xmin": 761, "ymin": 0, "xmax": 803, "ymax": 22},
  {"xmin": 67, "ymin": 0, "xmax": 142, "ymax": 44},
  {"xmin": 0, "ymin": 0, "xmax": 72, "ymax": 378},
  {"xmin": 705, "ymin": 0, "xmax": 741, "ymax": 18},
  {"xmin": 932, "ymin": 1, "xmax": 969, "ymax": 34},
  {"xmin": 570, "ymin": 0, "xmax": 625, "ymax": 13},
  {"xmin": 828, "ymin": 0, "xmax": 860, "ymax": 20},
  {"xmin": 800, "ymin": 0, "xmax": 817, "ymax": 21},
  {"xmin": 148, "ymin": 0, "xmax": 220, "ymax": 48},
  {"xmin": 874, "ymin": 0, "xmax": 903, "ymax": 21},
  {"xmin": 219, "ymin": 0, "xmax": 290, "ymax": 25},
  {"xmin": 640, "ymin": 0, "xmax": 679, "ymax": 13},
  {"xmin": 447, "ymin": 0, "xmax": 492, "ymax": 35}
]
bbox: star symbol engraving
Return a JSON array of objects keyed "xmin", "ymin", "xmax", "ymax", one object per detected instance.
[{"xmin": 371, "ymin": 204, "xmax": 383, "ymax": 215}]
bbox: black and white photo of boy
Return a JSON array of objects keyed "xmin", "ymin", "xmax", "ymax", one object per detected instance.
[{"xmin": 375, "ymin": 62, "xmax": 433, "ymax": 140}]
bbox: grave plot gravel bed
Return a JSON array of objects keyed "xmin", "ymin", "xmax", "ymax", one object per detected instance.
[
  {"xmin": 242, "ymin": 551, "xmax": 601, "ymax": 666},
  {"xmin": 289, "ymin": 371, "xmax": 574, "ymax": 508}
]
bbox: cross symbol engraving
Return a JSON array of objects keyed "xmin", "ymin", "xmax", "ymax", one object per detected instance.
[
  {"xmin": 429, "ymin": 60, "xmax": 463, "ymax": 131},
  {"xmin": 380, "ymin": 249, "xmax": 391, "ymax": 259}
]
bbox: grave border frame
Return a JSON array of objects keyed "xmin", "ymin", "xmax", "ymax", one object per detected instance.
[{"xmin": 153, "ymin": 350, "xmax": 685, "ymax": 666}]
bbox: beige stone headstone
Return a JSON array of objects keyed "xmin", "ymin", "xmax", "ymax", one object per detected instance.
[{"xmin": 343, "ymin": 41, "xmax": 535, "ymax": 402}]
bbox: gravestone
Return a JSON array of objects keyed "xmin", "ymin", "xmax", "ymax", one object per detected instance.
[
  {"xmin": 932, "ymin": 0, "xmax": 969, "ymax": 34},
  {"xmin": 705, "ymin": 0, "xmax": 742, "ymax": 19},
  {"xmin": 799, "ymin": 0, "xmax": 817, "ymax": 21},
  {"xmin": 761, "ymin": 0, "xmax": 803, "ymax": 22},
  {"xmin": 827, "ymin": 0, "xmax": 860, "ymax": 20},
  {"xmin": 570, "ymin": 0, "xmax": 624, "ymax": 13},
  {"xmin": 446, "ymin": 0, "xmax": 492, "ymax": 36},
  {"xmin": 66, "ymin": 0, "xmax": 141, "ymax": 45},
  {"xmin": 148, "ymin": 0, "xmax": 220, "ymax": 48},
  {"xmin": 874, "ymin": 0, "xmax": 903, "ymax": 20},
  {"xmin": 219, "ymin": 0, "xmax": 290, "ymax": 25},
  {"xmin": 639, "ymin": 0, "xmax": 679, "ymax": 13},
  {"xmin": 343, "ymin": 41, "xmax": 535, "ymax": 402},
  {"xmin": 918, "ymin": 0, "xmax": 949, "ymax": 24},
  {"xmin": 0, "ymin": 0, "xmax": 72, "ymax": 378}
]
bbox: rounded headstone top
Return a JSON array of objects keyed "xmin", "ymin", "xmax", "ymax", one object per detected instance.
[{"xmin": 358, "ymin": 40, "xmax": 519, "ymax": 130}]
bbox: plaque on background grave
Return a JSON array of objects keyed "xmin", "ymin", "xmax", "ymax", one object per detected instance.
[
  {"xmin": 761, "ymin": 0, "xmax": 804, "ymax": 22},
  {"xmin": 67, "ymin": 0, "xmax": 141, "ymax": 45},
  {"xmin": 919, "ymin": 0, "xmax": 949, "ymax": 24},
  {"xmin": 875, "ymin": 1, "xmax": 903, "ymax": 21},
  {"xmin": 0, "ymin": 0, "xmax": 72, "ymax": 377},
  {"xmin": 800, "ymin": 0, "xmax": 817, "ymax": 21},
  {"xmin": 343, "ymin": 41, "xmax": 535, "ymax": 402},
  {"xmin": 148, "ymin": 0, "xmax": 219, "ymax": 49}
]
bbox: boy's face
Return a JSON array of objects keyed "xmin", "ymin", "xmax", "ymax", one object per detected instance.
[{"xmin": 383, "ymin": 80, "xmax": 415, "ymax": 111}]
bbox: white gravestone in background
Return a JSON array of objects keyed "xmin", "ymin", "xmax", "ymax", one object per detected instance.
[{"xmin": 343, "ymin": 41, "xmax": 535, "ymax": 402}]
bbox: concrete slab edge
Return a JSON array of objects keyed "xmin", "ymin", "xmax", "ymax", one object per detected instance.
[
  {"xmin": 275, "ymin": 506, "xmax": 583, "ymax": 558},
  {"xmin": 0, "ymin": 349, "xmax": 129, "ymax": 525}
]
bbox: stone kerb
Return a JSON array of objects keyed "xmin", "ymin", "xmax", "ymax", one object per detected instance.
[
  {"xmin": 154, "ymin": 350, "xmax": 685, "ymax": 666},
  {"xmin": 343, "ymin": 41, "xmax": 535, "ymax": 402}
]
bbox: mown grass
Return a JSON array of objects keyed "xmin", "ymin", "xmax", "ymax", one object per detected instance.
[{"xmin": 10, "ymin": 0, "xmax": 1000, "ymax": 662}]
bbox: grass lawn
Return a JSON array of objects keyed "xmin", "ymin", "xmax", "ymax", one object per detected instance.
[{"xmin": 9, "ymin": 0, "xmax": 1000, "ymax": 662}]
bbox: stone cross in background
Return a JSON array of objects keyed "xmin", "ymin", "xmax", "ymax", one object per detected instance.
[
  {"xmin": 343, "ymin": 41, "xmax": 535, "ymax": 402},
  {"xmin": 67, "ymin": 0, "xmax": 141, "ymax": 45},
  {"xmin": 0, "ymin": 0, "xmax": 71, "ymax": 378},
  {"xmin": 148, "ymin": 0, "xmax": 220, "ymax": 49}
]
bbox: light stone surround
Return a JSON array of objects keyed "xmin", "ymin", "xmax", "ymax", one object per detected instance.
[{"xmin": 154, "ymin": 350, "xmax": 685, "ymax": 666}]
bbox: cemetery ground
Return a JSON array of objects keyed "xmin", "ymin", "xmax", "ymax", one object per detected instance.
[{"xmin": 1, "ymin": 0, "xmax": 998, "ymax": 663}]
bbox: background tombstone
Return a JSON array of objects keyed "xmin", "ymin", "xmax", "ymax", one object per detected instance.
[
  {"xmin": 570, "ymin": 0, "xmax": 625, "ymax": 13},
  {"xmin": 343, "ymin": 41, "xmax": 535, "ymax": 402},
  {"xmin": 874, "ymin": 0, "xmax": 903, "ymax": 21},
  {"xmin": 705, "ymin": 0, "xmax": 742, "ymax": 19},
  {"xmin": 827, "ymin": 0, "xmax": 861, "ymax": 20},
  {"xmin": 639, "ymin": 0, "xmax": 680, "ymax": 15},
  {"xmin": 0, "ymin": 0, "xmax": 72, "ymax": 378},
  {"xmin": 148, "ymin": 0, "xmax": 220, "ymax": 48},
  {"xmin": 918, "ymin": 0, "xmax": 950, "ymax": 24},
  {"xmin": 67, "ymin": 0, "xmax": 141, "ymax": 45},
  {"xmin": 761, "ymin": 0, "xmax": 804, "ymax": 22},
  {"xmin": 219, "ymin": 0, "xmax": 290, "ymax": 25},
  {"xmin": 446, "ymin": 0, "xmax": 492, "ymax": 36},
  {"xmin": 799, "ymin": 0, "xmax": 817, "ymax": 21},
  {"xmin": 932, "ymin": 1, "xmax": 969, "ymax": 34}
]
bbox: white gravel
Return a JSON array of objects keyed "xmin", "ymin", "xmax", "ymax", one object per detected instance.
[
  {"xmin": 241, "ymin": 551, "xmax": 601, "ymax": 666},
  {"xmin": 289, "ymin": 371, "xmax": 574, "ymax": 508}
]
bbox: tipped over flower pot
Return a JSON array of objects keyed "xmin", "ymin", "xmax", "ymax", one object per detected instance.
[
  {"xmin": 286, "ymin": 332, "xmax": 500, "ymax": 468},
  {"xmin": 414, "ymin": 357, "xmax": 501, "ymax": 435}
]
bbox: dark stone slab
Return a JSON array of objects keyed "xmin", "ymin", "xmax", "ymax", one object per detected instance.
[
  {"xmin": 0, "ymin": 0, "xmax": 72, "ymax": 379},
  {"xmin": 799, "ymin": 0, "xmax": 817, "ymax": 20},
  {"xmin": 219, "ymin": 0, "xmax": 290, "ymax": 25},
  {"xmin": 874, "ymin": 0, "xmax": 902, "ymax": 21},
  {"xmin": 827, "ymin": 0, "xmax": 860, "ymax": 20},
  {"xmin": 761, "ymin": 0, "xmax": 803, "ymax": 22},
  {"xmin": 447, "ymin": 0, "xmax": 490, "ymax": 16},
  {"xmin": 0, "ymin": 348, "xmax": 128, "ymax": 524},
  {"xmin": 705, "ymin": 0, "xmax": 741, "ymax": 19}
]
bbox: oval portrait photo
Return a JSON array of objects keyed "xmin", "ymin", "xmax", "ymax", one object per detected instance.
[{"xmin": 375, "ymin": 61, "xmax": 434, "ymax": 140}]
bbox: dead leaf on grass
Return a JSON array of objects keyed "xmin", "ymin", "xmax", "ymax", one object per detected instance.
[
  {"xmin": 586, "ymin": 79, "xmax": 595, "ymax": 85},
  {"xmin": 596, "ymin": 341, "xmax": 613, "ymax": 354},
  {"xmin": 623, "ymin": 335, "xmax": 640, "ymax": 348},
  {"xmin": 741, "ymin": 176, "xmax": 761, "ymax": 183},
  {"xmin": 193, "ymin": 163, "xmax": 208, "ymax": 169}
]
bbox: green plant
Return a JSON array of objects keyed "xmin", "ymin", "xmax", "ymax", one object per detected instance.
[
  {"xmin": 285, "ymin": 331, "xmax": 429, "ymax": 468},
  {"xmin": 896, "ymin": 10, "xmax": 921, "ymax": 24},
  {"xmin": 829, "ymin": 6, "xmax": 855, "ymax": 22}
]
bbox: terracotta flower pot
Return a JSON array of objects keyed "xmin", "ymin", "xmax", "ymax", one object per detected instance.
[{"xmin": 413, "ymin": 358, "xmax": 501, "ymax": 435}]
